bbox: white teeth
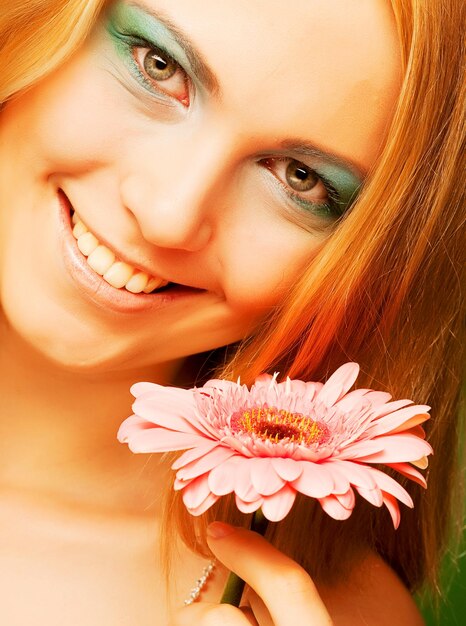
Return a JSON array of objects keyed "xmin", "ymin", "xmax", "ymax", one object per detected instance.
[
  {"xmin": 143, "ymin": 276, "xmax": 169, "ymax": 293},
  {"xmin": 77, "ymin": 231, "xmax": 99, "ymax": 256},
  {"xmin": 125, "ymin": 271, "xmax": 149, "ymax": 294},
  {"xmin": 87, "ymin": 245, "xmax": 116, "ymax": 276},
  {"xmin": 103, "ymin": 261, "xmax": 134, "ymax": 289},
  {"xmin": 72, "ymin": 220, "xmax": 88, "ymax": 239},
  {"xmin": 71, "ymin": 211, "xmax": 170, "ymax": 294}
]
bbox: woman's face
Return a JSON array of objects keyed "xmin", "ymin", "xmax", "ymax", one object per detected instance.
[{"xmin": 0, "ymin": 0, "xmax": 400, "ymax": 372}]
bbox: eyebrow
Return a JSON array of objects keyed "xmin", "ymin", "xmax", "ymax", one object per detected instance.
[
  {"xmin": 127, "ymin": 1, "xmax": 220, "ymax": 95},
  {"xmin": 126, "ymin": 2, "xmax": 365, "ymax": 179},
  {"xmin": 279, "ymin": 140, "xmax": 367, "ymax": 179}
]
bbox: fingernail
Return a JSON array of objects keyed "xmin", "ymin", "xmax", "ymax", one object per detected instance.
[{"xmin": 207, "ymin": 521, "xmax": 235, "ymax": 539}]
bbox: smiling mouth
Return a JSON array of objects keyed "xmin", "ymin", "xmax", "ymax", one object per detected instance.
[{"xmin": 70, "ymin": 210, "xmax": 172, "ymax": 295}]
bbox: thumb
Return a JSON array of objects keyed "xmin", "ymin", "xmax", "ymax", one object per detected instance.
[{"xmin": 206, "ymin": 522, "xmax": 333, "ymax": 626}]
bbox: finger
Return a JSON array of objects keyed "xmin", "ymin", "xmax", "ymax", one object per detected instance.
[
  {"xmin": 243, "ymin": 590, "xmax": 274, "ymax": 626},
  {"xmin": 172, "ymin": 602, "xmax": 256, "ymax": 626},
  {"xmin": 239, "ymin": 604, "xmax": 260, "ymax": 625},
  {"xmin": 207, "ymin": 522, "xmax": 334, "ymax": 626}
]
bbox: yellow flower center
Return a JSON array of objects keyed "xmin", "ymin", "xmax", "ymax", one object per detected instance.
[{"xmin": 230, "ymin": 405, "xmax": 329, "ymax": 446}]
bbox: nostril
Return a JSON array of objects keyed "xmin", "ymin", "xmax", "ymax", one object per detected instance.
[
  {"xmin": 135, "ymin": 220, "xmax": 212, "ymax": 253},
  {"xmin": 59, "ymin": 188, "xmax": 210, "ymax": 296}
]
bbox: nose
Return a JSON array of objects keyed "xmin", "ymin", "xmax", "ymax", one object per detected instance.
[{"xmin": 120, "ymin": 128, "xmax": 234, "ymax": 252}]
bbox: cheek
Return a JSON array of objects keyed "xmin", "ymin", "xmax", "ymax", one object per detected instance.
[
  {"xmin": 225, "ymin": 254, "xmax": 311, "ymax": 315},
  {"xmin": 10, "ymin": 49, "xmax": 127, "ymax": 173},
  {"xmin": 219, "ymin": 209, "xmax": 322, "ymax": 316}
]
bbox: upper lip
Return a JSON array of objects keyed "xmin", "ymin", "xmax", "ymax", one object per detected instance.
[
  {"xmin": 63, "ymin": 189, "xmax": 206, "ymax": 291},
  {"xmin": 80, "ymin": 219, "xmax": 167, "ymax": 281}
]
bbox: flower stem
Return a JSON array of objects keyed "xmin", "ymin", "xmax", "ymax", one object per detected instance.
[{"xmin": 219, "ymin": 509, "xmax": 269, "ymax": 606}]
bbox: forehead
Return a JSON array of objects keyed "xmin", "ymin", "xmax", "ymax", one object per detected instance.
[{"xmin": 130, "ymin": 0, "xmax": 402, "ymax": 171}]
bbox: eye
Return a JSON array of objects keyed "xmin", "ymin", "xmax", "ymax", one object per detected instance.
[
  {"xmin": 143, "ymin": 48, "xmax": 177, "ymax": 80},
  {"xmin": 133, "ymin": 45, "xmax": 190, "ymax": 106},
  {"xmin": 285, "ymin": 160, "xmax": 321, "ymax": 193},
  {"xmin": 261, "ymin": 157, "xmax": 330, "ymax": 205}
]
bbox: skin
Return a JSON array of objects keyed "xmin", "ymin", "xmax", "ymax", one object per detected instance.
[
  {"xmin": 0, "ymin": 0, "xmax": 424, "ymax": 624},
  {"xmin": 0, "ymin": 0, "xmax": 397, "ymax": 371}
]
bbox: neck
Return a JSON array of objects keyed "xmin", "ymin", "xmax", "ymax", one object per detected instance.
[{"xmin": 0, "ymin": 313, "xmax": 182, "ymax": 519}]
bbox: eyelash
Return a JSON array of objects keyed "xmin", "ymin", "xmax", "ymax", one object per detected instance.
[
  {"xmin": 111, "ymin": 30, "xmax": 345, "ymax": 221},
  {"xmin": 260, "ymin": 158, "xmax": 344, "ymax": 220},
  {"xmin": 113, "ymin": 30, "xmax": 190, "ymax": 105}
]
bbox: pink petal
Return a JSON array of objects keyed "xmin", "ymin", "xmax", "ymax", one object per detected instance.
[
  {"xmin": 134, "ymin": 405, "xmax": 207, "ymax": 436},
  {"xmin": 335, "ymin": 388, "xmax": 372, "ymax": 412},
  {"xmin": 176, "ymin": 446, "xmax": 237, "ymax": 481},
  {"xmin": 186, "ymin": 492, "xmax": 220, "ymax": 516},
  {"xmin": 319, "ymin": 495, "xmax": 353, "ymax": 520},
  {"xmin": 316, "ymin": 363, "xmax": 360, "ymax": 406},
  {"xmin": 385, "ymin": 462, "xmax": 427, "ymax": 488},
  {"xmin": 202, "ymin": 379, "xmax": 241, "ymax": 393},
  {"xmin": 249, "ymin": 438, "xmax": 275, "ymax": 457},
  {"xmin": 283, "ymin": 378, "xmax": 308, "ymax": 393},
  {"xmin": 261, "ymin": 485, "xmax": 297, "ymax": 522},
  {"xmin": 276, "ymin": 378, "xmax": 310, "ymax": 396},
  {"xmin": 295, "ymin": 446, "xmax": 324, "ymax": 462},
  {"xmin": 194, "ymin": 412, "xmax": 228, "ymax": 440},
  {"xmin": 370, "ymin": 399, "xmax": 414, "ymax": 419},
  {"xmin": 221, "ymin": 436, "xmax": 255, "ymax": 458},
  {"xmin": 130, "ymin": 381, "xmax": 158, "ymax": 397},
  {"xmin": 182, "ymin": 474, "xmax": 212, "ymax": 510},
  {"xmin": 174, "ymin": 476, "xmax": 193, "ymax": 491},
  {"xmin": 305, "ymin": 381, "xmax": 323, "ymax": 395},
  {"xmin": 365, "ymin": 406, "xmax": 430, "ymax": 437},
  {"xmin": 235, "ymin": 495, "xmax": 264, "ymax": 514},
  {"xmin": 335, "ymin": 488, "xmax": 355, "ymax": 510},
  {"xmin": 249, "ymin": 376, "xmax": 276, "ymax": 394},
  {"xmin": 250, "ymin": 458, "xmax": 286, "ymax": 496},
  {"xmin": 271, "ymin": 457, "xmax": 303, "ymax": 482},
  {"xmin": 117, "ymin": 414, "xmax": 153, "ymax": 443},
  {"xmin": 411, "ymin": 456, "xmax": 429, "ymax": 469},
  {"xmin": 335, "ymin": 439, "xmax": 386, "ymax": 460},
  {"xmin": 208, "ymin": 458, "xmax": 240, "ymax": 496},
  {"xmin": 133, "ymin": 394, "xmax": 204, "ymax": 435},
  {"xmin": 382, "ymin": 492, "xmax": 401, "ymax": 529},
  {"xmin": 404, "ymin": 425, "xmax": 426, "ymax": 439},
  {"xmin": 364, "ymin": 390, "xmax": 392, "ymax": 406},
  {"xmin": 365, "ymin": 467, "xmax": 414, "ymax": 507},
  {"xmin": 355, "ymin": 486, "xmax": 383, "ymax": 507},
  {"xmin": 319, "ymin": 461, "xmax": 350, "ymax": 494},
  {"xmin": 326, "ymin": 460, "xmax": 377, "ymax": 489},
  {"xmin": 255, "ymin": 373, "xmax": 273, "ymax": 383},
  {"xmin": 234, "ymin": 458, "xmax": 261, "ymax": 502},
  {"xmin": 357, "ymin": 434, "xmax": 433, "ymax": 463},
  {"xmin": 126, "ymin": 427, "xmax": 206, "ymax": 453},
  {"xmin": 387, "ymin": 414, "xmax": 430, "ymax": 435},
  {"xmin": 292, "ymin": 462, "xmax": 334, "ymax": 498},
  {"xmin": 171, "ymin": 442, "xmax": 220, "ymax": 470},
  {"xmin": 134, "ymin": 385, "xmax": 197, "ymax": 415}
]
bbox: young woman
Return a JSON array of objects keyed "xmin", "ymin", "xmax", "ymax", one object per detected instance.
[{"xmin": 0, "ymin": 0, "xmax": 463, "ymax": 624}]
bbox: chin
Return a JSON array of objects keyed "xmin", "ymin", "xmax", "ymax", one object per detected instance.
[
  {"xmin": 1, "ymin": 269, "xmax": 257, "ymax": 376},
  {"xmin": 2, "ymin": 298, "xmax": 130, "ymax": 375}
]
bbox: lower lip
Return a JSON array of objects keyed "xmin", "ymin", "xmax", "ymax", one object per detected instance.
[{"xmin": 57, "ymin": 190, "xmax": 204, "ymax": 314}]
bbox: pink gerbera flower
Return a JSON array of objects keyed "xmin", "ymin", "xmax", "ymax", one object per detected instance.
[{"xmin": 118, "ymin": 363, "xmax": 432, "ymax": 527}]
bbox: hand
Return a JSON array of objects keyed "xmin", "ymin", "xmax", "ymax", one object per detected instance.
[{"xmin": 171, "ymin": 522, "xmax": 334, "ymax": 625}]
